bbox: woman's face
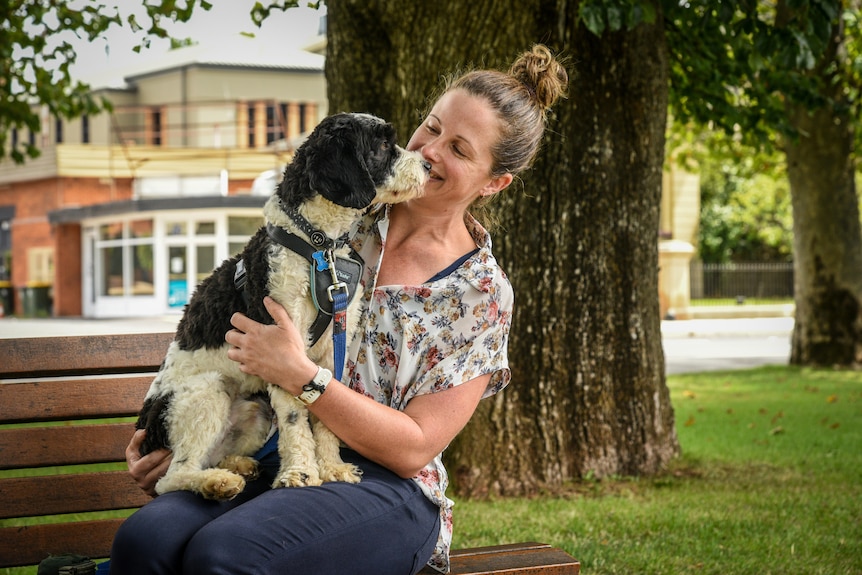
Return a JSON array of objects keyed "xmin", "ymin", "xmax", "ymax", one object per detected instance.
[{"xmin": 407, "ymin": 89, "xmax": 513, "ymax": 206}]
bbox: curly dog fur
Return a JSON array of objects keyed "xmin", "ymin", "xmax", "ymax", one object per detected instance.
[{"xmin": 136, "ymin": 113, "xmax": 428, "ymax": 500}]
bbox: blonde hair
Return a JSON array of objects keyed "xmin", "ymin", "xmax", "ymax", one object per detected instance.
[
  {"xmin": 446, "ymin": 44, "xmax": 569, "ymax": 178},
  {"xmin": 436, "ymin": 45, "xmax": 568, "ymax": 228}
]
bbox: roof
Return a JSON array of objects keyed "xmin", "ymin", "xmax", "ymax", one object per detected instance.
[{"xmin": 85, "ymin": 36, "xmax": 324, "ymax": 90}]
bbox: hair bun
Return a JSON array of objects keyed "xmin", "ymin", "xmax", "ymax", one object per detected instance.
[{"xmin": 509, "ymin": 44, "xmax": 569, "ymax": 113}]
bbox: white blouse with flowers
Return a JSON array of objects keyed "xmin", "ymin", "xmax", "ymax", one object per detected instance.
[{"xmin": 344, "ymin": 205, "xmax": 513, "ymax": 573}]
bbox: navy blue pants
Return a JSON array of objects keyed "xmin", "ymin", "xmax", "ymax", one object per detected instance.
[{"xmin": 110, "ymin": 449, "xmax": 440, "ymax": 575}]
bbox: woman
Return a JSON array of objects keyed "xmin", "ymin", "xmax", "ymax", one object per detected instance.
[{"xmin": 112, "ymin": 44, "xmax": 568, "ymax": 575}]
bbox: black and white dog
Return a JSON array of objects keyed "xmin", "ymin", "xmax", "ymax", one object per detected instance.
[{"xmin": 136, "ymin": 113, "xmax": 429, "ymax": 500}]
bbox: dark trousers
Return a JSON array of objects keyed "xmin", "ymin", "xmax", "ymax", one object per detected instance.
[{"xmin": 110, "ymin": 449, "xmax": 440, "ymax": 575}]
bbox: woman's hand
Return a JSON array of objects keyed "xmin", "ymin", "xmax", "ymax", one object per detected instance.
[
  {"xmin": 126, "ymin": 429, "xmax": 171, "ymax": 497},
  {"xmin": 226, "ymin": 296, "xmax": 318, "ymax": 395}
]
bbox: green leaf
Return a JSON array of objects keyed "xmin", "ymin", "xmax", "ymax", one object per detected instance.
[{"xmin": 580, "ymin": 4, "xmax": 606, "ymax": 36}]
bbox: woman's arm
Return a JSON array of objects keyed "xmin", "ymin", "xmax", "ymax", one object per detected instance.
[{"xmin": 226, "ymin": 296, "xmax": 488, "ymax": 478}]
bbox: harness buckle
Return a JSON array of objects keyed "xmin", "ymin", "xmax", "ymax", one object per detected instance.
[
  {"xmin": 323, "ymin": 249, "xmax": 349, "ymax": 301},
  {"xmin": 327, "ymin": 282, "xmax": 349, "ymax": 302}
]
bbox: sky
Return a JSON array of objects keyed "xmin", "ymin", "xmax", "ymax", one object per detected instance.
[{"xmin": 67, "ymin": 1, "xmax": 325, "ymax": 87}]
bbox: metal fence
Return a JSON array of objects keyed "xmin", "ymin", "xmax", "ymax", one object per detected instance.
[{"xmin": 690, "ymin": 262, "xmax": 794, "ymax": 303}]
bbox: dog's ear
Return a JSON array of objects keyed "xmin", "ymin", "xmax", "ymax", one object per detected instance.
[{"xmin": 306, "ymin": 115, "xmax": 379, "ymax": 210}]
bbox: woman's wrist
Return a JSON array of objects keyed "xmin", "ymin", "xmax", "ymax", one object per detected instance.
[{"xmin": 279, "ymin": 360, "xmax": 322, "ymax": 397}]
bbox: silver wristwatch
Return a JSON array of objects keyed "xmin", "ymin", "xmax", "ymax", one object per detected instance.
[{"xmin": 298, "ymin": 366, "xmax": 332, "ymax": 405}]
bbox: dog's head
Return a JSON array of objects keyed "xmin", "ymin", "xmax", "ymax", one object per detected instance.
[{"xmin": 278, "ymin": 113, "xmax": 429, "ymax": 210}]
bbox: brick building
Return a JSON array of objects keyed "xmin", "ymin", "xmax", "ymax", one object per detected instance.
[{"xmin": 0, "ymin": 40, "xmax": 326, "ymax": 318}]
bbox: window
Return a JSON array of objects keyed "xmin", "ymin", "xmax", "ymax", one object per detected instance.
[
  {"xmin": 280, "ymin": 103, "xmax": 289, "ymax": 139},
  {"xmin": 55, "ymin": 118, "xmax": 63, "ymax": 144},
  {"xmin": 228, "ymin": 215, "xmax": 263, "ymax": 256},
  {"xmin": 247, "ymin": 104, "xmax": 256, "ymax": 147},
  {"xmin": 96, "ymin": 220, "xmax": 155, "ymax": 297},
  {"xmin": 299, "ymin": 103, "xmax": 307, "ymax": 134},
  {"xmin": 266, "ymin": 104, "xmax": 277, "ymax": 145},
  {"xmin": 151, "ymin": 108, "xmax": 162, "ymax": 146},
  {"xmin": 27, "ymin": 247, "xmax": 54, "ymax": 284},
  {"xmin": 82, "ymin": 115, "xmax": 90, "ymax": 144}
]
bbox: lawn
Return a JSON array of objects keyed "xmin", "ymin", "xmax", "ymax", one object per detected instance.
[
  {"xmin": 453, "ymin": 366, "xmax": 861, "ymax": 575},
  {"xmin": 3, "ymin": 366, "xmax": 859, "ymax": 574}
]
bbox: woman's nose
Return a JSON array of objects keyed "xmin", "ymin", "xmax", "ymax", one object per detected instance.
[{"xmin": 421, "ymin": 140, "xmax": 440, "ymax": 163}]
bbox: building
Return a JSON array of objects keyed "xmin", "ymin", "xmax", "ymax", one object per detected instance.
[
  {"xmin": 0, "ymin": 26, "xmax": 701, "ymax": 320},
  {"xmin": 0, "ymin": 38, "xmax": 326, "ymax": 318}
]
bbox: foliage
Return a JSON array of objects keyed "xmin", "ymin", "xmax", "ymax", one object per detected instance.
[
  {"xmin": 693, "ymin": 130, "xmax": 794, "ymax": 263},
  {"xmin": 664, "ymin": 0, "xmax": 841, "ymax": 149},
  {"xmin": 454, "ymin": 366, "xmax": 862, "ymax": 575},
  {"xmin": 0, "ymin": 0, "xmax": 221, "ymax": 164},
  {"xmin": 576, "ymin": 0, "xmax": 846, "ymax": 147}
]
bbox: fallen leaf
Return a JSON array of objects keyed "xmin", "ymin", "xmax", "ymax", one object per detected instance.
[
  {"xmin": 684, "ymin": 416, "xmax": 696, "ymax": 427},
  {"xmin": 827, "ymin": 394, "xmax": 838, "ymax": 403},
  {"xmin": 769, "ymin": 426, "xmax": 785, "ymax": 435},
  {"xmin": 830, "ymin": 422, "xmax": 841, "ymax": 429},
  {"xmin": 683, "ymin": 390, "xmax": 696, "ymax": 399}
]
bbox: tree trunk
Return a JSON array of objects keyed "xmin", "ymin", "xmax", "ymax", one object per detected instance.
[
  {"xmin": 327, "ymin": 0, "xmax": 679, "ymax": 497},
  {"xmin": 783, "ymin": 14, "xmax": 862, "ymax": 367}
]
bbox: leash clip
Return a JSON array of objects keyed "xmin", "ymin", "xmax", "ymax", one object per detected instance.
[{"xmin": 324, "ymin": 249, "xmax": 349, "ymax": 302}]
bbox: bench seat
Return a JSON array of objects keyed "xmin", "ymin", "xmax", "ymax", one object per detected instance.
[{"xmin": 0, "ymin": 333, "xmax": 578, "ymax": 573}]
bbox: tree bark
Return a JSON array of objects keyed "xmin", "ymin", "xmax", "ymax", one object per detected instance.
[
  {"xmin": 783, "ymin": 12, "xmax": 862, "ymax": 367},
  {"xmin": 327, "ymin": 0, "xmax": 680, "ymax": 497}
]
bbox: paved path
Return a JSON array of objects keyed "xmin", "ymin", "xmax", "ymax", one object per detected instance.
[
  {"xmin": 662, "ymin": 317, "xmax": 792, "ymax": 374},
  {"xmin": 0, "ymin": 316, "xmax": 794, "ymax": 375}
]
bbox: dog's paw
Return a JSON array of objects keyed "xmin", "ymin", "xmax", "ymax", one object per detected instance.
[
  {"xmin": 273, "ymin": 467, "xmax": 322, "ymax": 488},
  {"xmin": 218, "ymin": 455, "xmax": 260, "ymax": 480},
  {"xmin": 319, "ymin": 462, "xmax": 362, "ymax": 484},
  {"xmin": 200, "ymin": 470, "xmax": 246, "ymax": 500}
]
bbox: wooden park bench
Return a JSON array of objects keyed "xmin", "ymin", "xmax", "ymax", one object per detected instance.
[{"xmin": 0, "ymin": 333, "xmax": 579, "ymax": 574}]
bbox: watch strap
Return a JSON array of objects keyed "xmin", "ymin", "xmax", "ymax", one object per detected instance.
[{"xmin": 298, "ymin": 366, "xmax": 331, "ymax": 405}]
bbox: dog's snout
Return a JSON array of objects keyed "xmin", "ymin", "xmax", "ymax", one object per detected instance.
[{"xmin": 421, "ymin": 160, "xmax": 432, "ymax": 172}]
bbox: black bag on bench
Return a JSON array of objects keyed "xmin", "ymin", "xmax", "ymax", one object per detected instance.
[{"xmin": 38, "ymin": 555, "xmax": 97, "ymax": 575}]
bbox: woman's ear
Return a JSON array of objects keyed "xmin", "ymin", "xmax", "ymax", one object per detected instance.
[{"xmin": 480, "ymin": 173, "xmax": 514, "ymax": 197}]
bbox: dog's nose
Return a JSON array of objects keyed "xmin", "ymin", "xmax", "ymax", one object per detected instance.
[{"xmin": 421, "ymin": 161, "xmax": 432, "ymax": 172}]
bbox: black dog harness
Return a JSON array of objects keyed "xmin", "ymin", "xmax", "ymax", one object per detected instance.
[{"xmin": 234, "ymin": 214, "xmax": 363, "ymax": 348}]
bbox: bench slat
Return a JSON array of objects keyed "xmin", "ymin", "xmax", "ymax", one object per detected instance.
[
  {"xmin": 0, "ymin": 332, "xmax": 581, "ymax": 574},
  {"xmin": 0, "ymin": 376, "xmax": 152, "ymax": 423},
  {"xmin": 0, "ymin": 471, "xmax": 151, "ymax": 519},
  {"xmin": 0, "ymin": 518, "xmax": 124, "ymax": 568},
  {"xmin": 0, "ymin": 332, "xmax": 173, "ymax": 379},
  {"xmin": 0, "ymin": 422, "xmax": 136, "ymax": 470},
  {"xmin": 419, "ymin": 543, "xmax": 580, "ymax": 574}
]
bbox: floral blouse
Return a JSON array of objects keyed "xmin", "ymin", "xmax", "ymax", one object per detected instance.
[{"xmin": 344, "ymin": 206, "xmax": 513, "ymax": 573}]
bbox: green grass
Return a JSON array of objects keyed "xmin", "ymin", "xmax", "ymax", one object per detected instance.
[
  {"xmin": 3, "ymin": 367, "xmax": 859, "ymax": 574},
  {"xmin": 453, "ymin": 366, "xmax": 861, "ymax": 575}
]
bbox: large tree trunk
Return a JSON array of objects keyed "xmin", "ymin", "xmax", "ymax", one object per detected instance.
[
  {"xmin": 783, "ymin": 12, "xmax": 862, "ymax": 367},
  {"xmin": 327, "ymin": 0, "xmax": 679, "ymax": 497}
]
